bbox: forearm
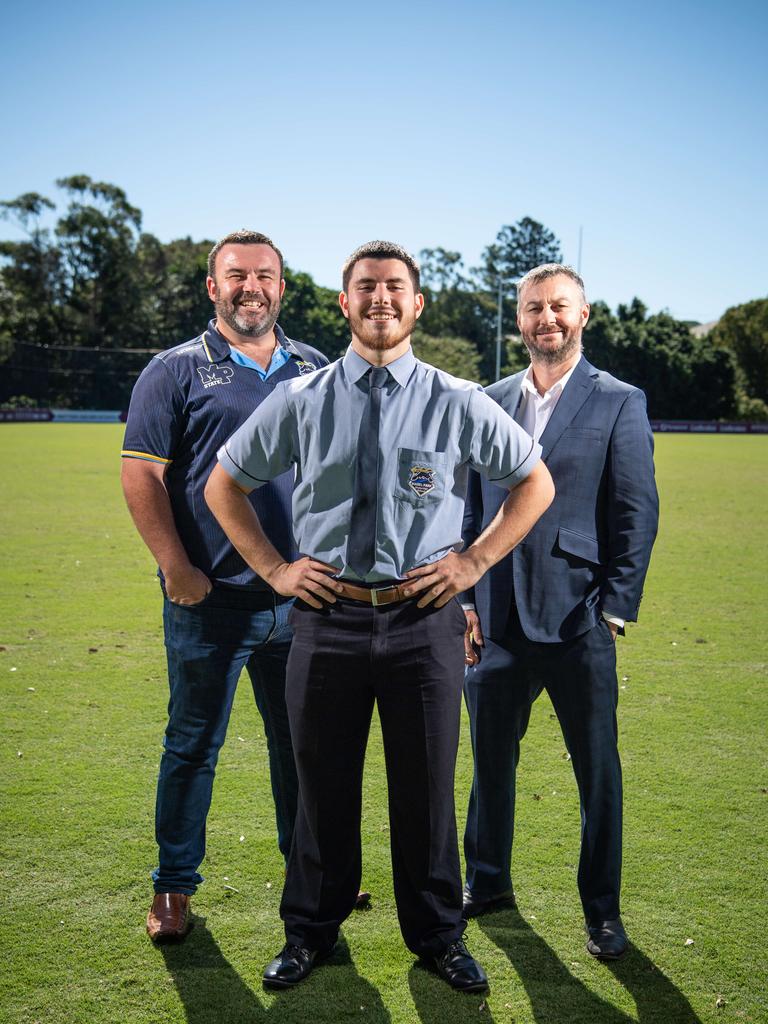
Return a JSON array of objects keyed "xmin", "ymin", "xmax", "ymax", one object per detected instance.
[
  {"xmin": 459, "ymin": 469, "xmax": 483, "ymax": 604},
  {"xmin": 121, "ymin": 460, "xmax": 193, "ymax": 575},
  {"xmin": 462, "ymin": 460, "xmax": 554, "ymax": 578},
  {"xmin": 204, "ymin": 463, "xmax": 285, "ymax": 583},
  {"xmin": 402, "ymin": 461, "xmax": 554, "ymax": 607}
]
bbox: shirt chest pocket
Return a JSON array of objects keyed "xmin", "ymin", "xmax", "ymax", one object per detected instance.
[
  {"xmin": 394, "ymin": 448, "xmax": 447, "ymax": 507},
  {"xmin": 553, "ymin": 427, "xmax": 604, "ymax": 452}
]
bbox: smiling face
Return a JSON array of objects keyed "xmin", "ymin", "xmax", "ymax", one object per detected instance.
[
  {"xmin": 516, "ymin": 273, "xmax": 590, "ymax": 368},
  {"xmin": 339, "ymin": 258, "xmax": 424, "ymax": 360},
  {"xmin": 207, "ymin": 243, "xmax": 285, "ymax": 340}
]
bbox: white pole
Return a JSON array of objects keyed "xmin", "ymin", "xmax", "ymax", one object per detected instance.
[{"xmin": 495, "ymin": 276, "xmax": 503, "ymax": 381}]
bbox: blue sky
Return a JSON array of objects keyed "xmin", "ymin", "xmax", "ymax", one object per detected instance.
[{"xmin": 2, "ymin": 0, "xmax": 766, "ymax": 323}]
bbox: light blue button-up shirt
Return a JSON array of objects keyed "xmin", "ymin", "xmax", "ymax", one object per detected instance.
[{"xmin": 218, "ymin": 346, "xmax": 541, "ymax": 582}]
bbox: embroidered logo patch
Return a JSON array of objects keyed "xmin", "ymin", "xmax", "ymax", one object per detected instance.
[
  {"xmin": 296, "ymin": 360, "xmax": 317, "ymax": 375},
  {"xmin": 408, "ymin": 464, "xmax": 436, "ymax": 497},
  {"xmin": 196, "ymin": 364, "xmax": 234, "ymax": 388}
]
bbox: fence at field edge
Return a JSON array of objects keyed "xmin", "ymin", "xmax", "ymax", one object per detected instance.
[
  {"xmin": 649, "ymin": 421, "xmax": 768, "ymax": 434},
  {"xmin": 1, "ymin": 408, "xmax": 767, "ymax": 433},
  {"xmin": 0, "ymin": 409, "xmax": 125, "ymax": 423}
]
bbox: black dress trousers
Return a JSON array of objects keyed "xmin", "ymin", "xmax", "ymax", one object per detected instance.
[
  {"xmin": 281, "ymin": 594, "xmax": 468, "ymax": 958},
  {"xmin": 464, "ymin": 605, "xmax": 622, "ymax": 923}
]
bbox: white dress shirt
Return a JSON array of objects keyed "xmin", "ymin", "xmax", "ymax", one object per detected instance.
[{"xmin": 518, "ymin": 362, "xmax": 578, "ymax": 443}]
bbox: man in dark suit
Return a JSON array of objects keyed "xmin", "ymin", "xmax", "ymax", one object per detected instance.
[{"xmin": 461, "ymin": 263, "xmax": 659, "ymax": 959}]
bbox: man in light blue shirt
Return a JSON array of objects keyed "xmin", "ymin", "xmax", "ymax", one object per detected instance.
[
  {"xmin": 217, "ymin": 343, "xmax": 542, "ymax": 581},
  {"xmin": 205, "ymin": 241, "xmax": 554, "ymax": 992}
]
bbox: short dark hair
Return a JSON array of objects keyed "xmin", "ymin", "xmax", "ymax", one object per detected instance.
[
  {"xmin": 517, "ymin": 263, "xmax": 587, "ymax": 305},
  {"xmin": 207, "ymin": 230, "xmax": 284, "ymax": 280},
  {"xmin": 342, "ymin": 240, "xmax": 421, "ymax": 292}
]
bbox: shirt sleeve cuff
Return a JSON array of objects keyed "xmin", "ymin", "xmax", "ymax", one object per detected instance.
[
  {"xmin": 120, "ymin": 449, "xmax": 172, "ymax": 464},
  {"xmin": 490, "ymin": 438, "xmax": 543, "ymax": 490},
  {"xmin": 216, "ymin": 444, "xmax": 269, "ymax": 491},
  {"xmin": 602, "ymin": 611, "xmax": 625, "ymax": 628}
]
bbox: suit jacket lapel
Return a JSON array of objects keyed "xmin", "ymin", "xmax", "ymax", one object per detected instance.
[{"xmin": 538, "ymin": 356, "xmax": 597, "ymax": 461}]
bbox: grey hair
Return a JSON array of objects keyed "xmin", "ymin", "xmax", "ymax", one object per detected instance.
[{"xmin": 517, "ymin": 263, "xmax": 587, "ymax": 305}]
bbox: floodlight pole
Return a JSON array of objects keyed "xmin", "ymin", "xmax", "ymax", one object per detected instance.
[{"xmin": 495, "ymin": 275, "xmax": 503, "ymax": 382}]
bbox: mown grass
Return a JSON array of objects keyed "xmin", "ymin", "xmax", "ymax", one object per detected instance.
[{"xmin": 0, "ymin": 426, "xmax": 766, "ymax": 1023}]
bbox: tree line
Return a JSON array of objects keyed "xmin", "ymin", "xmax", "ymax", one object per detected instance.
[{"xmin": 1, "ymin": 177, "xmax": 765, "ymax": 419}]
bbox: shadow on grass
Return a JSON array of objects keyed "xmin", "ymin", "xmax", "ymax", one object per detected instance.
[
  {"xmin": 160, "ymin": 917, "xmax": 391, "ymax": 1023},
  {"xmin": 478, "ymin": 907, "xmax": 702, "ymax": 1024},
  {"xmin": 408, "ymin": 960, "xmax": 495, "ymax": 1023},
  {"xmin": 604, "ymin": 946, "xmax": 703, "ymax": 1024}
]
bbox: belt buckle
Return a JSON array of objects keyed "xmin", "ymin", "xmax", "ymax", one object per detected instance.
[{"xmin": 370, "ymin": 584, "xmax": 397, "ymax": 607}]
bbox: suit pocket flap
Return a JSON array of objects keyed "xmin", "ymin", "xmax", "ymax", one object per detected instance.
[{"xmin": 557, "ymin": 527, "xmax": 604, "ymax": 565}]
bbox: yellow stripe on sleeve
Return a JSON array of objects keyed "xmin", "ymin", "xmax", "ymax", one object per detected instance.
[{"xmin": 121, "ymin": 450, "xmax": 173, "ymax": 464}]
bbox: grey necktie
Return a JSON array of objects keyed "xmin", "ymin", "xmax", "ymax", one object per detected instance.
[{"xmin": 347, "ymin": 366, "xmax": 389, "ymax": 578}]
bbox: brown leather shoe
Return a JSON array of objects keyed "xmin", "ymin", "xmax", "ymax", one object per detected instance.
[
  {"xmin": 146, "ymin": 892, "xmax": 191, "ymax": 943},
  {"xmin": 355, "ymin": 889, "xmax": 372, "ymax": 910}
]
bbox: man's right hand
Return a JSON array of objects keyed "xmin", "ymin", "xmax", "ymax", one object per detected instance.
[
  {"xmin": 164, "ymin": 565, "xmax": 213, "ymax": 606},
  {"xmin": 267, "ymin": 557, "xmax": 343, "ymax": 609},
  {"xmin": 464, "ymin": 609, "xmax": 485, "ymax": 666}
]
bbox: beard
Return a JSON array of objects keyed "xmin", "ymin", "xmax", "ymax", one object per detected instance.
[
  {"xmin": 521, "ymin": 325, "xmax": 583, "ymax": 366},
  {"xmin": 347, "ymin": 307, "xmax": 418, "ymax": 351},
  {"xmin": 215, "ymin": 291, "xmax": 280, "ymax": 338}
]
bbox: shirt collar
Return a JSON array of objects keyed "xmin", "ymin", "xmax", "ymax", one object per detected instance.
[
  {"xmin": 203, "ymin": 319, "xmax": 297, "ymax": 360},
  {"xmin": 342, "ymin": 345, "xmax": 417, "ymax": 388},
  {"xmin": 521, "ymin": 360, "xmax": 579, "ymax": 400}
]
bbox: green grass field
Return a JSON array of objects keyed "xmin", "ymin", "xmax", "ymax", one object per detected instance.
[{"xmin": 1, "ymin": 426, "xmax": 766, "ymax": 1024}]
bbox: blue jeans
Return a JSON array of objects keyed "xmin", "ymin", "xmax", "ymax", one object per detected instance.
[{"xmin": 153, "ymin": 586, "xmax": 296, "ymax": 894}]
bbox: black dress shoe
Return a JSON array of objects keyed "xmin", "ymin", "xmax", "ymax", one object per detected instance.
[
  {"xmin": 434, "ymin": 940, "xmax": 488, "ymax": 992},
  {"xmin": 462, "ymin": 885, "xmax": 516, "ymax": 919},
  {"xmin": 586, "ymin": 917, "xmax": 628, "ymax": 960},
  {"xmin": 355, "ymin": 889, "xmax": 372, "ymax": 910},
  {"xmin": 263, "ymin": 943, "xmax": 329, "ymax": 988}
]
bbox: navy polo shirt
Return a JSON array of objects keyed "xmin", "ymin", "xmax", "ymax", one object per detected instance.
[{"xmin": 122, "ymin": 320, "xmax": 327, "ymax": 590}]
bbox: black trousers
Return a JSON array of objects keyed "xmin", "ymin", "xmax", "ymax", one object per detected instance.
[
  {"xmin": 281, "ymin": 595, "xmax": 468, "ymax": 958},
  {"xmin": 464, "ymin": 608, "xmax": 622, "ymax": 923}
]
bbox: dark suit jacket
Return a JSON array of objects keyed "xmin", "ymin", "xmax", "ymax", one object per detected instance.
[{"xmin": 464, "ymin": 356, "xmax": 659, "ymax": 643}]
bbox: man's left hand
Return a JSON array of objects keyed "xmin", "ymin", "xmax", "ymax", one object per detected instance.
[
  {"xmin": 401, "ymin": 551, "xmax": 481, "ymax": 608},
  {"xmin": 606, "ymin": 620, "xmax": 619, "ymax": 641},
  {"xmin": 464, "ymin": 609, "xmax": 484, "ymax": 666}
]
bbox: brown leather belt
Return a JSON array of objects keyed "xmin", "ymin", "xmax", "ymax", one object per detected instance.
[{"xmin": 335, "ymin": 579, "xmax": 411, "ymax": 607}]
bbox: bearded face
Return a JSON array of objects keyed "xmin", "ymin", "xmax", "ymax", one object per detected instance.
[
  {"xmin": 214, "ymin": 287, "xmax": 280, "ymax": 339},
  {"xmin": 341, "ymin": 258, "xmax": 423, "ymax": 353},
  {"xmin": 517, "ymin": 275, "xmax": 589, "ymax": 367},
  {"xmin": 345, "ymin": 300, "xmax": 419, "ymax": 351},
  {"xmin": 208, "ymin": 243, "xmax": 284, "ymax": 339}
]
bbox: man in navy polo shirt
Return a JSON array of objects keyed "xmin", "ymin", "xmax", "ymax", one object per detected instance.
[{"xmin": 121, "ymin": 230, "xmax": 327, "ymax": 943}]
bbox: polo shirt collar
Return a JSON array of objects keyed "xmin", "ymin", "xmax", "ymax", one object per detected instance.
[
  {"xmin": 203, "ymin": 319, "xmax": 297, "ymax": 361},
  {"xmin": 278, "ymin": 325, "xmax": 305, "ymax": 357},
  {"xmin": 342, "ymin": 345, "xmax": 417, "ymax": 388}
]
